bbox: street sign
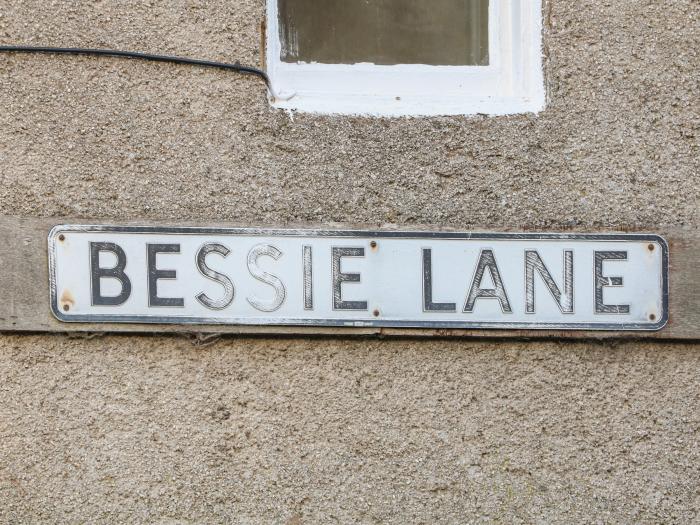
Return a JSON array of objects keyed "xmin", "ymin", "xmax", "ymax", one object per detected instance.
[{"xmin": 49, "ymin": 226, "xmax": 668, "ymax": 331}]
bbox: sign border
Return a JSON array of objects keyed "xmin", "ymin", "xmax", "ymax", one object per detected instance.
[{"xmin": 48, "ymin": 225, "xmax": 669, "ymax": 331}]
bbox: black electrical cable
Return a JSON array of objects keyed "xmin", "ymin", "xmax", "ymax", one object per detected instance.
[{"xmin": 0, "ymin": 45, "xmax": 286, "ymax": 99}]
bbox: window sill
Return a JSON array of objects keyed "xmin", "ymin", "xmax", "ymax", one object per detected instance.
[{"xmin": 271, "ymin": 92, "xmax": 545, "ymax": 117}]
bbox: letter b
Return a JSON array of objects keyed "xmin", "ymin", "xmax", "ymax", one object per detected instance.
[{"xmin": 90, "ymin": 242, "xmax": 132, "ymax": 306}]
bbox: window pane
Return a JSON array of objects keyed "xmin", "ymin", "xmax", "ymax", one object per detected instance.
[{"xmin": 277, "ymin": 0, "xmax": 489, "ymax": 66}]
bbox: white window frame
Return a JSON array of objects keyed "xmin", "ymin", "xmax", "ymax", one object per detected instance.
[{"xmin": 266, "ymin": 0, "xmax": 544, "ymax": 116}]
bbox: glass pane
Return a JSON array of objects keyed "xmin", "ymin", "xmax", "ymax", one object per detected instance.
[{"xmin": 277, "ymin": 0, "xmax": 489, "ymax": 66}]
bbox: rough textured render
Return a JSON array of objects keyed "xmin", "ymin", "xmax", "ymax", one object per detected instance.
[
  {"xmin": 0, "ymin": 0, "xmax": 698, "ymax": 523},
  {"xmin": 0, "ymin": 0, "xmax": 697, "ymax": 228},
  {"xmin": 2, "ymin": 336, "xmax": 700, "ymax": 523}
]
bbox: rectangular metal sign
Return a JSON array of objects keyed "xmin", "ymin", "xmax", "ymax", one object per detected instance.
[{"xmin": 48, "ymin": 226, "xmax": 668, "ymax": 331}]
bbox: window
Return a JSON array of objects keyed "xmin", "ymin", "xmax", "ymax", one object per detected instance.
[{"xmin": 266, "ymin": 0, "xmax": 544, "ymax": 116}]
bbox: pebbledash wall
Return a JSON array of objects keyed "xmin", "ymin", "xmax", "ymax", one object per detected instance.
[{"xmin": 0, "ymin": 1, "xmax": 698, "ymax": 523}]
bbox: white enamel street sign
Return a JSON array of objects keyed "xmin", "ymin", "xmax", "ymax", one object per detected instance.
[{"xmin": 48, "ymin": 226, "xmax": 669, "ymax": 331}]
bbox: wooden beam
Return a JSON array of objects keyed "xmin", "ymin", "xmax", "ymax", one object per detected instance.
[{"xmin": 0, "ymin": 217, "xmax": 696, "ymax": 340}]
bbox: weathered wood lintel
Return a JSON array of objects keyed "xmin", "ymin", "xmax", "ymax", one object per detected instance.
[{"xmin": 1, "ymin": 217, "xmax": 697, "ymax": 340}]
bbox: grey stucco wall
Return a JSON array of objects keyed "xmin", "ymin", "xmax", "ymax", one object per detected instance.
[
  {"xmin": 0, "ymin": 0, "xmax": 697, "ymax": 227},
  {"xmin": 2, "ymin": 336, "xmax": 699, "ymax": 523},
  {"xmin": 0, "ymin": 0, "xmax": 698, "ymax": 523}
]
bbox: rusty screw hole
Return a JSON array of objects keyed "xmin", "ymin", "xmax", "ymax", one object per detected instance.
[
  {"xmin": 647, "ymin": 244, "xmax": 655, "ymax": 251},
  {"xmin": 370, "ymin": 241, "xmax": 378, "ymax": 249},
  {"xmin": 62, "ymin": 304, "xmax": 69, "ymax": 312},
  {"xmin": 373, "ymin": 309, "xmax": 380, "ymax": 317},
  {"xmin": 649, "ymin": 313, "xmax": 656, "ymax": 321},
  {"xmin": 58, "ymin": 234, "xmax": 65, "ymax": 241}
]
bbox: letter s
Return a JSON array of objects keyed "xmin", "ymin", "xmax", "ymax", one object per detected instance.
[
  {"xmin": 246, "ymin": 244, "xmax": 286, "ymax": 312},
  {"xmin": 195, "ymin": 243, "xmax": 234, "ymax": 310}
]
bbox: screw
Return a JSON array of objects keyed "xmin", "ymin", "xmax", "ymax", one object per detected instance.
[
  {"xmin": 647, "ymin": 244, "xmax": 655, "ymax": 251},
  {"xmin": 63, "ymin": 304, "xmax": 69, "ymax": 312},
  {"xmin": 370, "ymin": 241, "xmax": 377, "ymax": 249},
  {"xmin": 373, "ymin": 309, "xmax": 380, "ymax": 317},
  {"xmin": 649, "ymin": 313, "xmax": 656, "ymax": 321},
  {"xmin": 58, "ymin": 234, "xmax": 65, "ymax": 241}
]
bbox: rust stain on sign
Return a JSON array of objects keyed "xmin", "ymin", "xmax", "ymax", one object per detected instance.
[{"xmin": 59, "ymin": 289, "xmax": 75, "ymax": 312}]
